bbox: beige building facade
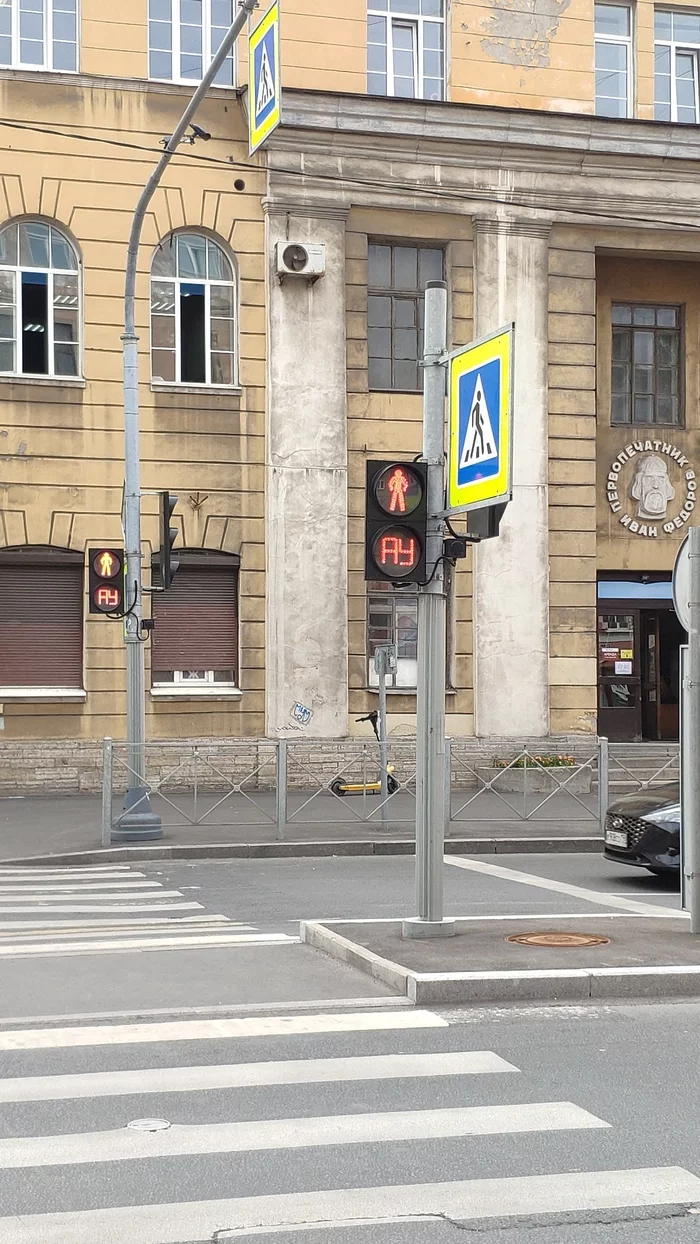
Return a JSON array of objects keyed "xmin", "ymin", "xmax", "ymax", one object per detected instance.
[{"xmin": 0, "ymin": 0, "xmax": 699, "ymax": 787}]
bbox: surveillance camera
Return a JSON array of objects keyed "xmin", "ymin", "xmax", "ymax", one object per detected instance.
[{"xmin": 190, "ymin": 124, "xmax": 211, "ymax": 141}]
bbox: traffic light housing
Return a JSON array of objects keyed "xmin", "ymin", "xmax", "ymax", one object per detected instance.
[
  {"xmin": 364, "ymin": 459, "xmax": 428, "ymax": 584},
  {"xmin": 89, "ymin": 548, "xmax": 124, "ymax": 614},
  {"xmin": 159, "ymin": 491, "xmax": 180, "ymax": 589}
]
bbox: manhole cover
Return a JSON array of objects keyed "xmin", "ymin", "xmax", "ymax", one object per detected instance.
[
  {"xmin": 506, "ymin": 931, "xmax": 611, "ymax": 948},
  {"xmin": 127, "ymin": 1118, "xmax": 171, "ymax": 1132}
]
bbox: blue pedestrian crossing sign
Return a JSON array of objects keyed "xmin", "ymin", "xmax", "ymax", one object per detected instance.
[
  {"xmin": 447, "ymin": 324, "xmax": 514, "ymax": 515},
  {"xmin": 249, "ymin": 1, "xmax": 281, "ymax": 155}
]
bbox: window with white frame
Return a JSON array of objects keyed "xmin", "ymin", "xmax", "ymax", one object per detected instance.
[
  {"xmin": 0, "ymin": 219, "xmax": 80, "ymax": 378},
  {"xmin": 0, "ymin": 0, "xmax": 78, "ymax": 71},
  {"xmin": 149, "ymin": 0, "xmax": 234, "ymax": 85},
  {"xmin": 595, "ymin": 4, "xmax": 632, "ymax": 116},
  {"xmin": 151, "ymin": 232, "xmax": 237, "ymax": 387},
  {"xmin": 367, "ymin": 0, "xmax": 444, "ymax": 101},
  {"xmin": 151, "ymin": 556, "xmax": 239, "ymax": 689},
  {"xmin": 655, "ymin": 9, "xmax": 700, "ymax": 122},
  {"xmin": 368, "ymin": 590, "xmax": 418, "ymax": 689}
]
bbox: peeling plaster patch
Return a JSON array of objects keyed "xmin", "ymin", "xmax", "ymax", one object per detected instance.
[{"xmin": 479, "ymin": 0, "xmax": 572, "ymax": 69}]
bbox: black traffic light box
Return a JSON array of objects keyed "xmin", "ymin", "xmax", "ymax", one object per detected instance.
[
  {"xmin": 364, "ymin": 459, "xmax": 428, "ymax": 584},
  {"xmin": 160, "ymin": 492, "xmax": 180, "ymax": 589},
  {"xmin": 89, "ymin": 548, "xmax": 124, "ymax": 614}
]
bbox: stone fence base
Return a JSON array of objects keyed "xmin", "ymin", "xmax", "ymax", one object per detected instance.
[{"xmin": 0, "ymin": 735, "xmax": 600, "ymax": 796}]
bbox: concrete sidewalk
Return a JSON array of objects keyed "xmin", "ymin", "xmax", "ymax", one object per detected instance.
[{"xmin": 0, "ymin": 792, "xmax": 601, "ymax": 864}]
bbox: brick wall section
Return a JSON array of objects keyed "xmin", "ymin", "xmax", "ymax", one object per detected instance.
[{"xmin": 548, "ymin": 228, "xmax": 598, "ymax": 735}]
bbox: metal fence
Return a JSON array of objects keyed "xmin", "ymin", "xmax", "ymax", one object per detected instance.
[{"xmin": 101, "ymin": 735, "xmax": 681, "ymax": 844}]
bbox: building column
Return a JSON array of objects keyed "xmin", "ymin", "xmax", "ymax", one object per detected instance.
[
  {"xmin": 472, "ymin": 217, "xmax": 551, "ymax": 738},
  {"xmin": 264, "ymin": 204, "xmax": 349, "ymax": 737}
]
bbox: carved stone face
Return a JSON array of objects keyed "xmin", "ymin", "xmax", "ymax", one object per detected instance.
[{"xmin": 630, "ymin": 454, "xmax": 675, "ymax": 520}]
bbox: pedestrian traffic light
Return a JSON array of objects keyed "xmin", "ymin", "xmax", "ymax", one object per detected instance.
[
  {"xmin": 159, "ymin": 492, "xmax": 180, "ymax": 589},
  {"xmin": 364, "ymin": 459, "xmax": 428, "ymax": 583},
  {"xmin": 89, "ymin": 548, "xmax": 124, "ymax": 614}
]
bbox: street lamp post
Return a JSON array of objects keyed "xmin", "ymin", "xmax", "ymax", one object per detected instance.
[{"xmin": 115, "ymin": 0, "xmax": 259, "ymax": 840}]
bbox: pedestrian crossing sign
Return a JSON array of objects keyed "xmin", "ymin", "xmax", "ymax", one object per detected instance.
[
  {"xmin": 447, "ymin": 324, "xmax": 514, "ymax": 514},
  {"xmin": 249, "ymin": 1, "xmax": 281, "ymax": 155}
]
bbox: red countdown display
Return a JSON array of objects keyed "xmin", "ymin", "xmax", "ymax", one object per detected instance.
[
  {"xmin": 93, "ymin": 585, "xmax": 122, "ymax": 613},
  {"xmin": 372, "ymin": 527, "xmax": 421, "ymax": 579},
  {"xmin": 373, "ymin": 464, "xmax": 423, "ymax": 516}
]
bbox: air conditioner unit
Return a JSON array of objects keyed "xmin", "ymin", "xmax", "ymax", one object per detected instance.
[{"xmin": 275, "ymin": 241, "xmax": 326, "ymax": 282}]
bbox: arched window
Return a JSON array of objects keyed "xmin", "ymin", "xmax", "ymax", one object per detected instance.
[
  {"xmin": 0, "ymin": 220, "xmax": 80, "ymax": 377},
  {"xmin": 151, "ymin": 232, "xmax": 237, "ymax": 387}
]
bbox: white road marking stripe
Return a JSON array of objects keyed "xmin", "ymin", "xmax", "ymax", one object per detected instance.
[
  {"xmin": 0, "ymin": 866, "xmax": 135, "ymax": 875},
  {"xmin": 0, "ymin": 890, "xmax": 185, "ymax": 902},
  {"xmin": 0, "ymin": 915, "xmax": 234, "ymax": 930},
  {"xmin": 0, "ymin": 923, "xmax": 248, "ymax": 942},
  {"xmin": 0, "ymin": 1050, "xmax": 518, "ymax": 1103},
  {"xmin": 0, "ymin": 881, "xmax": 166, "ymax": 892},
  {"xmin": 0, "ymin": 1102, "xmax": 607, "ymax": 1168},
  {"xmin": 0, "ymin": 902, "xmax": 204, "ymax": 914},
  {"xmin": 445, "ymin": 856, "xmax": 684, "ymax": 918},
  {"xmin": 0, "ymin": 932, "xmax": 296, "ymax": 958},
  {"xmin": 2, "ymin": 1167, "xmax": 698, "ymax": 1243},
  {"xmin": 0, "ymin": 1009, "xmax": 448, "ymax": 1050}
]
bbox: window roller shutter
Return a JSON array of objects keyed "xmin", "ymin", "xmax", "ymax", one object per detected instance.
[
  {"xmin": 0, "ymin": 564, "xmax": 83, "ymax": 687},
  {"xmin": 152, "ymin": 566, "xmax": 238, "ymax": 672}
]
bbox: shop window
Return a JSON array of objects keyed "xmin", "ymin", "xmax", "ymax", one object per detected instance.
[
  {"xmin": 368, "ymin": 242, "xmax": 444, "ymax": 392},
  {"xmin": 151, "ymin": 231, "xmax": 237, "ymax": 387},
  {"xmin": 611, "ymin": 303, "xmax": 681, "ymax": 426},
  {"xmin": 367, "ymin": 0, "xmax": 444, "ymax": 100},
  {"xmin": 654, "ymin": 9, "xmax": 700, "ymax": 122},
  {"xmin": 0, "ymin": 549, "xmax": 83, "ymax": 689},
  {"xmin": 0, "ymin": 0, "xmax": 78, "ymax": 72},
  {"xmin": 149, "ymin": 0, "xmax": 234, "ymax": 86},
  {"xmin": 595, "ymin": 3, "xmax": 632, "ymax": 117},
  {"xmin": 0, "ymin": 220, "xmax": 80, "ymax": 378},
  {"xmin": 151, "ymin": 556, "xmax": 239, "ymax": 688}
]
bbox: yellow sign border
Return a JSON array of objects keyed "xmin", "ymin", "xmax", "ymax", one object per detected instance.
[
  {"xmin": 447, "ymin": 325, "xmax": 513, "ymax": 514},
  {"xmin": 249, "ymin": 1, "xmax": 281, "ymax": 155}
]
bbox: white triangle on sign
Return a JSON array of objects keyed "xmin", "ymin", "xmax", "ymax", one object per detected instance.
[
  {"xmin": 255, "ymin": 41, "xmax": 275, "ymax": 116},
  {"xmin": 459, "ymin": 373, "xmax": 497, "ymax": 469}
]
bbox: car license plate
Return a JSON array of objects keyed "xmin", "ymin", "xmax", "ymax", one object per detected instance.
[{"xmin": 606, "ymin": 830, "xmax": 628, "ymax": 848}]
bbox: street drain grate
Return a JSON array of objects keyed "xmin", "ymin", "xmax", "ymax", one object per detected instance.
[{"xmin": 506, "ymin": 931, "xmax": 611, "ymax": 948}]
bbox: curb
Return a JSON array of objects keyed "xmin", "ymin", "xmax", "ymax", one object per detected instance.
[
  {"xmin": 0, "ymin": 835, "xmax": 602, "ymax": 867},
  {"xmin": 300, "ymin": 919, "xmax": 700, "ymax": 1005}
]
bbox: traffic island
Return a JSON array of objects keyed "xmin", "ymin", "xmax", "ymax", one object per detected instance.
[{"xmin": 300, "ymin": 915, "xmax": 700, "ymax": 1005}]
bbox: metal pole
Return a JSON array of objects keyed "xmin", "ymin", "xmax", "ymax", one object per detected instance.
[
  {"xmin": 378, "ymin": 657, "xmax": 389, "ymax": 827},
  {"xmin": 403, "ymin": 280, "xmax": 454, "ymax": 939},
  {"xmin": 101, "ymin": 737, "xmax": 113, "ymax": 848},
  {"xmin": 685, "ymin": 525, "xmax": 700, "ymax": 931},
  {"xmin": 118, "ymin": 0, "xmax": 259, "ymax": 842},
  {"xmin": 597, "ymin": 735, "xmax": 609, "ymax": 836},
  {"xmin": 276, "ymin": 740, "xmax": 288, "ymax": 841},
  {"xmin": 444, "ymin": 736, "xmax": 452, "ymax": 840}
]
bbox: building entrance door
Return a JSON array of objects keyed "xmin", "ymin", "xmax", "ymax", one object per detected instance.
[
  {"xmin": 641, "ymin": 608, "xmax": 683, "ymax": 740},
  {"xmin": 598, "ymin": 604, "xmax": 684, "ymax": 742}
]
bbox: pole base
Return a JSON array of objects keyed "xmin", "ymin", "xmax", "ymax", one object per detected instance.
[
  {"xmin": 401, "ymin": 917, "xmax": 456, "ymax": 940},
  {"xmin": 112, "ymin": 786, "xmax": 163, "ymax": 842}
]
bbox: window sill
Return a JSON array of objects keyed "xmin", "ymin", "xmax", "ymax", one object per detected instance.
[
  {"xmin": 0, "ymin": 688, "xmax": 86, "ymax": 702},
  {"xmin": 150, "ymin": 686, "xmax": 243, "ymax": 701},
  {"xmin": 151, "ymin": 383, "xmax": 242, "ymax": 397},
  {"xmin": 0, "ymin": 375, "xmax": 86, "ymax": 389}
]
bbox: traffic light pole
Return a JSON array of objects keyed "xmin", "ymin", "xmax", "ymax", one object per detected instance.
[
  {"xmin": 402, "ymin": 281, "xmax": 455, "ymax": 939},
  {"xmin": 117, "ymin": 0, "xmax": 258, "ymax": 841}
]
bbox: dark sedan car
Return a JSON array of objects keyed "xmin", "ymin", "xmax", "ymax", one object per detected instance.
[{"xmin": 604, "ymin": 782, "xmax": 681, "ymax": 876}]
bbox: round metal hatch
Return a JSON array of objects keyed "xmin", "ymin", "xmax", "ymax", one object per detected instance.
[{"xmin": 506, "ymin": 931, "xmax": 611, "ymax": 948}]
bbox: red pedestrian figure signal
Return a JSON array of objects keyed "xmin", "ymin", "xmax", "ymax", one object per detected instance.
[{"xmin": 387, "ymin": 467, "xmax": 410, "ymax": 513}]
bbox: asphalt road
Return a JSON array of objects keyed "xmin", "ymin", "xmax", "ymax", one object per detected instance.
[{"xmin": 1, "ymin": 997, "xmax": 700, "ymax": 1241}]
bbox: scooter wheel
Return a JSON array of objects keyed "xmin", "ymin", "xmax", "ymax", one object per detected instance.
[
  {"xmin": 330, "ymin": 779, "xmax": 346, "ymax": 797},
  {"xmin": 387, "ymin": 774, "xmax": 399, "ymax": 794}
]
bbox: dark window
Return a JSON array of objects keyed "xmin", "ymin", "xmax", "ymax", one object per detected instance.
[
  {"xmin": 151, "ymin": 558, "xmax": 239, "ymax": 686},
  {"xmin": 368, "ymin": 242, "xmax": 444, "ymax": 391},
  {"xmin": 0, "ymin": 220, "xmax": 80, "ymax": 378},
  {"xmin": 611, "ymin": 303, "xmax": 681, "ymax": 426},
  {"xmin": 0, "ymin": 550, "xmax": 83, "ymax": 687}
]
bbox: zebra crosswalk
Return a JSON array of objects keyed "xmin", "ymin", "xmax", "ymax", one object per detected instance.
[
  {"xmin": 0, "ymin": 1004, "xmax": 698, "ymax": 1241},
  {"xmin": 0, "ymin": 864, "xmax": 296, "ymax": 957}
]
